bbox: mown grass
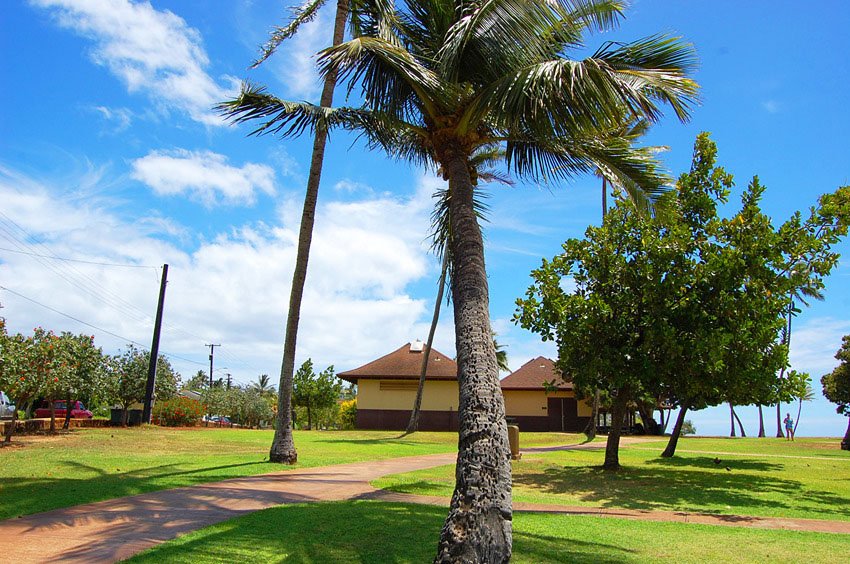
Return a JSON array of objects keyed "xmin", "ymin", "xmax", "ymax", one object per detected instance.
[
  {"xmin": 0, "ymin": 426, "xmax": 580, "ymax": 520},
  {"xmin": 375, "ymin": 437, "xmax": 850, "ymax": 522},
  {"xmin": 126, "ymin": 500, "xmax": 847, "ymax": 564}
]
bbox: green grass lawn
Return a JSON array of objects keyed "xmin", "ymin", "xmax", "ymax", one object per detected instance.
[
  {"xmin": 125, "ymin": 500, "xmax": 847, "ymax": 564},
  {"xmin": 0, "ymin": 426, "xmax": 580, "ymax": 520},
  {"xmin": 375, "ymin": 437, "xmax": 850, "ymax": 522}
]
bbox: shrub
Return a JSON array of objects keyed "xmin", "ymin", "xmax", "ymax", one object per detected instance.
[
  {"xmin": 153, "ymin": 397, "xmax": 205, "ymax": 427},
  {"xmin": 681, "ymin": 419, "xmax": 697, "ymax": 435},
  {"xmin": 338, "ymin": 399, "xmax": 357, "ymax": 430}
]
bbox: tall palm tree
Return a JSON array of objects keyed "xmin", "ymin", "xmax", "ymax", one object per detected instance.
[
  {"xmin": 794, "ymin": 381, "xmax": 814, "ymax": 436},
  {"xmin": 237, "ymin": 0, "xmax": 351, "ymax": 464},
  {"xmin": 251, "ymin": 373, "xmax": 276, "ymax": 395},
  {"xmin": 220, "ymin": 1, "xmax": 697, "ymax": 560}
]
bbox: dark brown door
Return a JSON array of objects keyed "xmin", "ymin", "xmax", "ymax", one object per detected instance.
[{"xmin": 547, "ymin": 397, "xmax": 564, "ymax": 432}]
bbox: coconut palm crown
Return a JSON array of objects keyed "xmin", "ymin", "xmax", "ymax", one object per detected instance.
[{"xmin": 219, "ymin": 1, "xmax": 697, "ymax": 561}]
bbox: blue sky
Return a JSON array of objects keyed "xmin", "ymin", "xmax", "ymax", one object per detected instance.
[{"xmin": 1, "ymin": 0, "xmax": 848, "ymax": 437}]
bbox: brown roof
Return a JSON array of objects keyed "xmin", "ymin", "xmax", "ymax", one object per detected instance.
[
  {"xmin": 499, "ymin": 356, "xmax": 572, "ymax": 390},
  {"xmin": 338, "ymin": 342, "xmax": 458, "ymax": 383}
]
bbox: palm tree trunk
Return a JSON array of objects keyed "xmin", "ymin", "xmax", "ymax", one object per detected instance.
[
  {"xmin": 603, "ymin": 387, "xmax": 631, "ymax": 470},
  {"xmin": 842, "ymin": 418, "xmax": 850, "ymax": 451},
  {"xmin": 269, "ymin": 0, "xmax": 349, "ymax": 464},
  {"xmin": 661, "ymin": 404, "xmax": 689, "ymax": 458},
  {"xmin": 405, "ymin": 252, "xmax": 449, "ymax": 435},
  {"xmin": 794, "ymin": 397, "xmax": 803, "ymax": 436},
  {"xmin": 758, "ymin": 404, "xmax": 765, "ymax": 437},
  {"xmin": 776, "ymin": 299, "xmax": 794, "ymax": 438},
  {"xmin": 435, "ymin": 154, "xmax": 511, "ymax": 564}
]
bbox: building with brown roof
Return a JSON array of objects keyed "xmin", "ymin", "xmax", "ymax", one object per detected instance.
[
  {"xmin": 338, "ymin": 341, "xmax": 460, "ymax": 431},
  {"xmin": 500, "ymin": 356, "xmax": 592, "ymax": 432},
  {"xmin": 339, "ymin": 345, "xmax": 594, "ymax": 433}
]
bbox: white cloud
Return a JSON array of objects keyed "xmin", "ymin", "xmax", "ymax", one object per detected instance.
[
  {"xmin": 0, "ymin": 165, "xmax": 441, "ymax": 384},
  {"xmin": 131, "ymin": 149, "xmax": 276, "ymax": 206},
  {"xmin": 789, "ymin": 317, "xmax": 850, "ymax": 376},
  {"xmin": 92, "ymin": 105, "xmax": 133, "ymax": 132},
  {"xmin": 32, "ymin": 0, "xmax": 237, "ymax": 125},
  {"xmin": 761, "ymin": 99, "xmax": 781, "ymax": 114}
]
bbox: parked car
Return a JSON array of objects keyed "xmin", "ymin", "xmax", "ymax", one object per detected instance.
[
  {"xmin": 0, "ymin": 391, "xmax": 15, "ymax": 419},
  {"xmin": 34, "ymin": 400, "xmax": 93, "ymax": 419}
]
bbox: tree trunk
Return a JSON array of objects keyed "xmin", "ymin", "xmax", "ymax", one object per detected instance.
[
  {"xmin": 794, "ymin": 397, "xmax": 803, "ymax": 436},
  {"xmin": 49, "ymin": 401, "xmax": 56, "ymax": 434},
  {"xmin": 3, "ymin": 407, "xmax": 17, "ymax": 444},
  {"xmin": 636, "ymin": 402, "xmax": 660, "ymax": 435},
  {"xmin": 603, "ymin": 388, "xmax": 631, "ymax": 470},
  {"xmin": 757, "ymin": 404, "xmax": 765, "ymax": 437},
  {"xmin": 268, "ymin": 0, "xmax": 349, "ymax": 464},
  {"xmin": 776, "ymin": 299, "xmax": 793, "ymax": 438},
  {"xmin": 729, "ymin": 403, "xmax": 736, "ymax": 437},
  {"xmin": 63, "ymin": 396, "xmax": 73, "ymax": 430},
  {"xmin": 775, "ymin": 402, "xmax": 785, "ymax": 438},
  {"xmin": 732, "ymin": 406, "xmax": 746, "ymax": 437},
  {"xmin": 405, "ymin": 252, "xmax": 449, "ymax": 435},
  {"xmin": 434, "ymin": 154, "xmax": 511, "ymax": 564},
  {"xmin": 306, "ymin": 403, "xmax": 312, "ymax": 431},
  {"xmin": 661, "ymin": 404, "xmax": 689, "ymax": 458},
  {"xmin": 122, "ymin": 406, "xmax": 129, "ymax": 427},
  {"xmin": 842, "ymin": 418, "xmax": 850, "ymax": 451}
]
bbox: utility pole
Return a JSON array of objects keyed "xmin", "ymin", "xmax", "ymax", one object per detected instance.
[
  {"xmin": 206, "ymin": 343, "xmax": 220, "ymax": 389},
  {"xmin": 142, "ymin": 264, "xmax": 168, "ymax": 424},
  {"xmin": 226, "ymin": 373, "xmax": 232, "ymax": 390}
]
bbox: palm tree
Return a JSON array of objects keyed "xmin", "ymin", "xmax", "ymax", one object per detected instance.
[
  {"xmin": 220, "ymin": 1, "xmax": 697, "ymax": 559},
  {"xmin": 251, "ymin": 373, "xmax": 276, "ymax": 395},
  {"xmin": 236, "ymin": 0, "xmax": 351, "ymax": 464}
]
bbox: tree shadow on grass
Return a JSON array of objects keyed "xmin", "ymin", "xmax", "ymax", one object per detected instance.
[
  {"xmin": 0, "ymin": 459, "xmax": 272, "ymax": 520},
  {"xmin": 123, "ymin": 501, "xmax": 638, "ymax": 564},
  {"xmin": 512, "ymin": 456, "xmax": 850, "ymax": 518}
]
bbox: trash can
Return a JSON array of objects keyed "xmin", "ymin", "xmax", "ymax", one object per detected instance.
[{"xmin": 507, "ymin": 424, "xmax": 521, "ymax": 460}]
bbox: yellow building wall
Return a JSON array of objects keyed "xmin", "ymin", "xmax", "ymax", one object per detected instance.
[
  {"xmin": 358, "ymin": 379, "xmax": 459, "ymax": 411},
  {"xmin": 503, "ymin": 389, "xmax": 593, "ymax": 417}
]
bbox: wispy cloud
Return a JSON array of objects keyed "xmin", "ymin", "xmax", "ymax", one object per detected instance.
[
  {"xmin": 92, "ymin": 105, "xmax": 133, "ymax": 133},
  {"xmin": 131, "ymin": 149, "xmax": 276, "ymax": 206},
  {"xmin": 31, "ymin": 0, "xmax": 238, "ymax": 125},
  {"xmin": 761, "ymin": 99, "xmax": 781, "ymax": 114}
]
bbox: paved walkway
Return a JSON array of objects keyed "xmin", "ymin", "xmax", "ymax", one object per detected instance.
[{"xmin": 3, "ymin": 440, "xmax": 848, "ymax": 563}]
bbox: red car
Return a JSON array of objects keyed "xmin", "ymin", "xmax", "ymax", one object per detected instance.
[{"xmin": 35, "ymin": 400, "xmax": 93, "ymax": 419}]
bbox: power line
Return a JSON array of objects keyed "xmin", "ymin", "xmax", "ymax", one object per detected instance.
[
  {"xmin": 0, "ymin": 246, "xmax": 158, "ymax": 268},
  {"xmin": 0, "ymin": 285, "xmax": 206, "ymax": 367}
]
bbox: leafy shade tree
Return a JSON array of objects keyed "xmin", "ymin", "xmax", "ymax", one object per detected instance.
[
  {"xmin": 108, "ymin": 345, "xmax": 179, "ymax": 426},
  {"xmin": 292, "ymin": 359, "xmax": 341, "ymax": 430},
  {"xmin": 185, "ymin": 370, "xmax": 208, "ymax": 391},
  {"xmin": 221, "ymin": 1, "xmax": 698, "ymax": 558},
  {"xmin": 55, "ymin": 333, "xmax": 104, "ymax": 430},
  {"xmin": 822, "ymin": 335, "xmax": 850, "ymax": 450}
]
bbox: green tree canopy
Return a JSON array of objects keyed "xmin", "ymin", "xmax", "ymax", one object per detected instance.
[
  {"xmin": 292, "ymin": 359, "xmax": 341, "ymax": 430},
  {"xmin": 822, "ymin": 335, "xmax": 850, "ymax": 450}
]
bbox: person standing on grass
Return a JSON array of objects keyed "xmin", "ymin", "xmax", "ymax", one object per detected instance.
[{"xmin": 784, "ymin": 413, "xmax": 795, "ymax": 441}]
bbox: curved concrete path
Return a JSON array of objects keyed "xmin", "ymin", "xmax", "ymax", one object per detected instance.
[{"xmin": 3, "ymin": 440, "xmax": 848, "ymax": 563}]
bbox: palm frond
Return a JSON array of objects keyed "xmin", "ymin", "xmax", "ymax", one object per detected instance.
[
  {"xmin": 217, "ymin": 83, "xmax": 363, "ymax": 137},
  {"xmin": 251, "ymin": 0, "xmax": 328, "ymax": 69}
]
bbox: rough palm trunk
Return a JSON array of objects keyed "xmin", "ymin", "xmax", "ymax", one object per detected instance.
[
  {"xmin": 776, "ymin": 300, "xmax": 793, "ymax": 438},
  {"xmin": 269, "ymin": 0, "xmax": 348, "ymax": 464},
  {"xmin": 842, "ymin": 418, "xmax": 850, "ymax": 451},
  {"xmin": 405, "ymin": 253, "xmax": 449, "ymax": 435},
  {"xmin": 603, "ymin": 387, "xmax": 630, "ymax": 470},
  {"xmin": 757, "ymin": 404, "xmax": 766, "ymax": 437},
  {"xmin": 435, "ymin": 154, "xmax": 511, "ymax": 564},
  {"xmin": 63, "ymin": 395, "xmax": 73, "ymax": 430},
  {"xmin": 661, "ymin": 404, "xmax": 689, "ymax": 458}
]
